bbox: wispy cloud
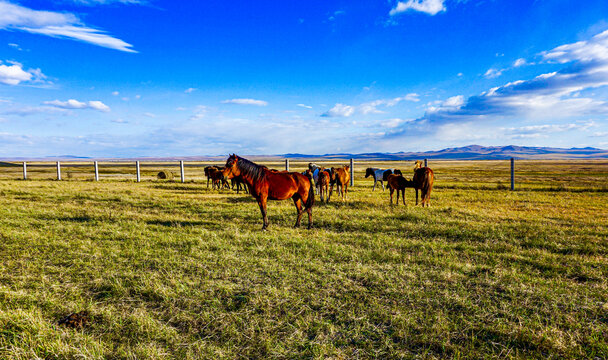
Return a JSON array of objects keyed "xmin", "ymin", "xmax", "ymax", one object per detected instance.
[
  {"xmin": 68, "ymin": 0, "xmax": 147, "ymax": 6},
  {"xmin": 0, "ymin": 1, "xmax": 136, "ymax": 52},
  {"xmin": 297, "ymin": 103, "xmax": 313, "ymax": 109},
  {"xmin": 390, "ymin": 0, "xmax": 446, "ymax": 16},
  {"xmin": 221, "ymin": 98, "xmax": 268, "ymax": 106},
  {"xmin": 322, "ymin": 94, "xmax": 420, "ymax": 117},
  {"xmin": 184, "ymin": 87, "xmax": 196, "ymax": 94},
  {"xmin": 43, "ymin": 99, "xmax": 110, "ymax": 112},
  {"xmin": 484, "ymin": 68, "xmax": 503, "ymax": 79},
  {"xmin": 0, "ymin": 60, "xmax": 45, "ymax": 85}
]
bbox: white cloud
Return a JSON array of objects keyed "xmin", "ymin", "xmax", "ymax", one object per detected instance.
[
  {"xmin": 184, "ymin": 87, "xmax": 196, "ymax": 94},
  {"xmin": 221, "ymin": 98, "xmax": 268, "ymax": 106},
  {"xmin": 443, "ymin": 95, "xmax": 464, "ymax": 107},
  {"xmin": 44, "ymin": 99, "xmax": 110, "ymax": 112},
  {"xmin": 381, "ymin": 118, "xmax": 413, "ymax": 128},
  {"xmin": 297, "ymin": 103, "xmax": 312, "ymax": 109},
  {"xmin": 111, "ymin": 91, "xmax": 119, "ymax": 96},
  {"xmin": 513, "ymin": 58, "xmax": 526, "ymax": 67},
  {"xmin": 0, "ymin": 1, "xmax": 136, "ymax": 52},
  {"xmin": 322, "ymin": 103, "xmax": 355, "ymax": 117},
  {"xmin": 390, "ymin": 0, "xmax": 446, "ymax": 16},
  {"xmin": 69, "ymin": 0, "xmax": 146, "ymax": 5},
  {"xmin": 189, "ymin": 105, "xmax": 207, "ymax": 120},
  {"xmin": 112, "ymin": 118, "xmax": 127, "ymax": 123},
  {"xmin": 143, "ymin": 112, "xmax": 156, "ymax": 118},
  {"xmin": 484, "ymin": 68, "xmax": 503, "ymax": 78},
  {"xmin": 502, "ymin": 122, "xmax": 594, "ymax": 137},
  {"xmin": 0, "ymin": 62, "xmax": 32, "ymax": 85}
]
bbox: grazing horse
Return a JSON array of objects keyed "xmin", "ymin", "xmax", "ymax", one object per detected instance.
[
  {"xmin": 413, "ymin": 166, "xmax": 434, "ymax": 206},
  {"xmin": 222, "ymin": 154, "xmax": 314, "ymax": 230},
  {"xmin": 330, "ymin": 165, "xmax": 350, "ymax": 201},
  {"xmin": 387, "ymin": 174, "xmax": 415, "ymax": 205},
  {"xmin": 365, "ymin": 168, "xmax": 402, "ymax": 191},
  {"xmin": 317, "ymin": 168, "xmax": 332, "ymax": 202}
]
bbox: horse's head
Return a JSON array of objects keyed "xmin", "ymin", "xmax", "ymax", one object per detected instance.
[
  {"xmin": 414, "ymin": 160, "xmax": 423, "ymax": 170},
  {"xmin": 365, "ymin": 168, "xmax": 373, "ymax": 178},
  {"xmin": 344, "ymin": 165, "xmax": 350, "ymax": 171},
  {"xmin": 394, "ymin": 169, "xmax": 403, "ymax": 176},
  {"xmin": 222, "ymin": 154, "xmax": 240, "ymax": 179}
]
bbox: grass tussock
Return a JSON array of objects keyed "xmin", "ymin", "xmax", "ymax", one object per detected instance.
[{"xmin": 0, "ymin": 160, "xmax": 606, "ymax": 359}]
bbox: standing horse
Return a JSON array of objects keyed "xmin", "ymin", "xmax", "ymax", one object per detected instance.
[
  {"xmin": 204, "ymin": 166, "xmax": 217, "ymax": 188},
  {"xmin": 413, "ymin": 166, "xmax": 434, "ymax": 206},
  {"xmin": 365, "ymin": 168, "xmax": 402, "ymax": 191},
  {"xmin": 303, "ymin": 167, "xmax": 321, "ymax": 194},
  {"xmin": 317, "ymin": 168, "xmax": 332, "ymax": 202},
  {"xmin": 387, "ymin": 174, "xmax": 414, "ymax": 205},
  {"xmin": 330, "ymin": 165, "xmax": 350, "ymax": 201},
  {"xmin": 222, "ymin": 154, "xmax": 314, "ymax": 230}
]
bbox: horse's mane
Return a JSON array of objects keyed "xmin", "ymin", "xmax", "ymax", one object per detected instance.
[{"xmin": 235, "ymin": 156, "xmax": 267, "ymax": 182}]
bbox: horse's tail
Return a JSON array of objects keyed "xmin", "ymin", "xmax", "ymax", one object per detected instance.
[{"xmin": 305, "ymin": 174, "xmax": 315, "ymax": 209}]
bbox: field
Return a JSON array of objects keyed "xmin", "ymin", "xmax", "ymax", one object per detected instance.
[{"xmin": 0, "ymin": 160, "xmax": 607, "ymax": 359}]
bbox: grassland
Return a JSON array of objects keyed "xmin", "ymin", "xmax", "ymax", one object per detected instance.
[{"xmin": 0, "ymin": 160, "xmax": 607, "ymax": 359}]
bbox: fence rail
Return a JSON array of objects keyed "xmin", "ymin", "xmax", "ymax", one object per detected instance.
[{"xmin": 2, "ymin": 159, "xmax": 607, "ymax": 191}]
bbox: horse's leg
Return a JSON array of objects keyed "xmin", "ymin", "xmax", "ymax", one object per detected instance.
[
  {"xmin": 257, "ymin": 196, "xmax": 269, "ymax": 230},
  {"xmin": 381, "ymin": 181, "xmax": 385, "ymax": 191},
  {"xmin": 373, "ymin": 180, "xmax": 376, "ymax": 191},
  {"xmin": 401, "ymin": 189, "xmax": 406, "ymax": 206},
  {"xmin": 390, "ymin": 187, "xmax": 394, "ymax": 205},
  {"xmin": 328, "ymin": 183, "xmax": 333, "ymax": 202},
  {"xmin": 415, "ymin": 189, "xmax": 419, "ymax": 206},
  {"xmin": 293, "ymin": 196, "xmax": 304, "ymax": 228},
  {"xmin": 344, "ymin": 183, "xmax": 348, "ymax": 200}
]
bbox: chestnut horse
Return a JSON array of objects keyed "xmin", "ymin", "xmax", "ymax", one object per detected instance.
[
  {"xmin": 330, "ymin": 165, "xmax": 350, "ymax": 201},
  {"xmin": 413, "ymin": 166, "xmax": 434, "ymax": 206},
  {"xmin": 222, "ymin": 154, "xmax": 314, "ymax": 230},
  {"xmin": 387, "ymin": 174, "xmax": 414, "ymax": 205},
  {"xmin": 317, "ymin": 168, "xmax": 332, "ymax": 202}
]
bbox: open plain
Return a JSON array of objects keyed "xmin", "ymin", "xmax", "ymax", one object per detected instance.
[{"xmin": 0, "ymin": 160, "xmax": 607, "ymax": 359}]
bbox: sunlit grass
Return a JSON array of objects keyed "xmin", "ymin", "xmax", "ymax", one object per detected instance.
[{"xmin": 0, "ymin": 160, "xmax": 606, "ymax": 359}]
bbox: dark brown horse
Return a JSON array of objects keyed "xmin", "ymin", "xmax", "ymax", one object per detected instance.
[
  {"xmin": 222, "ymin": 154, "xmax": 314, "ymax": 230},
  {"xmin": 204, "ymin": 166, "xmax": 217, "ymax": 188},
  {"xmin": 387, "ymin": 174, "xmax": 414, "ymax": 205},
  {"xmin": 413, "ymin": 166, "xmax": 434, "ymax": 206},
  {"xmin": 330, "ymin": 165, "xmax": 350, "ymax": 201}
]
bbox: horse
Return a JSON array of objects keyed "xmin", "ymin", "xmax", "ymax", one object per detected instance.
[
  {"xmin": 303, "ymin": 167, "xmax": 321, "ymax": 194},
  {"xmin": 330, "ymin": 165, "xmax": 350, "ymax": 201},
  {"xmin": 208, "ymin": 167, "xmax": 229, "ymax": 190},
  {"xmin": 222, "ymin": 154, "xmax": 314, "ymax": 230},
  {"xmin": 387, "ymin": 174, "xmax": 415, "ymax": 205},
  {"xmin": 413, "ymin": 166, "xmax": 434, "ymax": 206},
  {"xmin": 365, "ymin": 168, "xmax": 402, "ymax": 191},
  {"xmin": 231, "ymin": 176, "xmax": 248, "ymax": 194},
  {"xmin": 317, "ymin": 168, "xmax": 332, "ymax": 202},
  {"xmin": 204, "ymin": 166, "xmax": 218, "ymax": 188}
]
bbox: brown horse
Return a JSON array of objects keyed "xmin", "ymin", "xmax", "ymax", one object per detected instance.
[
  {"xmin": 330, "ymin": 165, "xmax": 350, "ymax": 201},
  {"xmin": 204, "ymin": 166, "xmax": 217, "ymax": 188},
  {"xmin": 317, "ymin": 168, "xmax": 332, "ymax": 202},
  {"xmin": 208, "ymin": 168, "xmax": 228, "ymax": 190},
  {"xmin": 222, "ymin": 154, "xmax": 314, "ymax": 230},
  {"xmin": 413, "ymin": 166, "xmax": 434, "ymax": 206},
  {"xmin": 387, "ymin": 174, "xmax": 415, "ymax": 205}
]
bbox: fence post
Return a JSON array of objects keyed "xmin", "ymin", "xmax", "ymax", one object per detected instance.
[
  {"xmin": 424, "ymin": 158, "xmax": 428, "ymax": 167},
  {"xmin": 94, "ymin": 161, "xmax": 99, "ymax": 181},
  {"xmin": 510, "ymin": 158, "xmax": 514, "ymax": 191},
  {"xmin": 56, "ymin": 161, "xmax": 61, "ymax": 181},
  {"xmin": 23, "ymin": 161, "xmax": 27, "ymax": 180},
  {"xmin": 180, "ymin": 160, "xmax": 185, "ymax": 183},
  {"xmin": 350, "ymin": 158, "xmax": 354, "ymax": 187},
  {"xmin": 285, "ymin": 159, "xmax": 289, "ymax": 171},
  {"xmin": 136, "ymin": 161, "xmax": 141, "ymax": 182}
]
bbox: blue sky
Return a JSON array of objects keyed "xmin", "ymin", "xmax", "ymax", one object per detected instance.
[{"xmin": 1, "ymin": 0, "xmax": 608, "ymax": 157}]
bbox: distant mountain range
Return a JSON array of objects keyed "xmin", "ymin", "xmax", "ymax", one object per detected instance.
[
  {"xmin": 283, "ymin": 145, "xmax": 608, "ymax": 160},
  {"xmin": 1, "ymin": 145, "xmax": 607, "ymax": 161}
]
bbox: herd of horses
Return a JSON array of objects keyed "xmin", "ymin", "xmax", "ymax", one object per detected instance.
[{"xmin": 206, "ymin": 155, "xmax": 434, "ymax": 230}]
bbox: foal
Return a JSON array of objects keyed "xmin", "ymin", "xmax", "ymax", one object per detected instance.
[
  {"xmin": 387, "ymin": 174, "xmax": 415, "ymax": 205},
  {"xmin": 330, "ymin": 165, "xmax": 350, "ymax": 201}
]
